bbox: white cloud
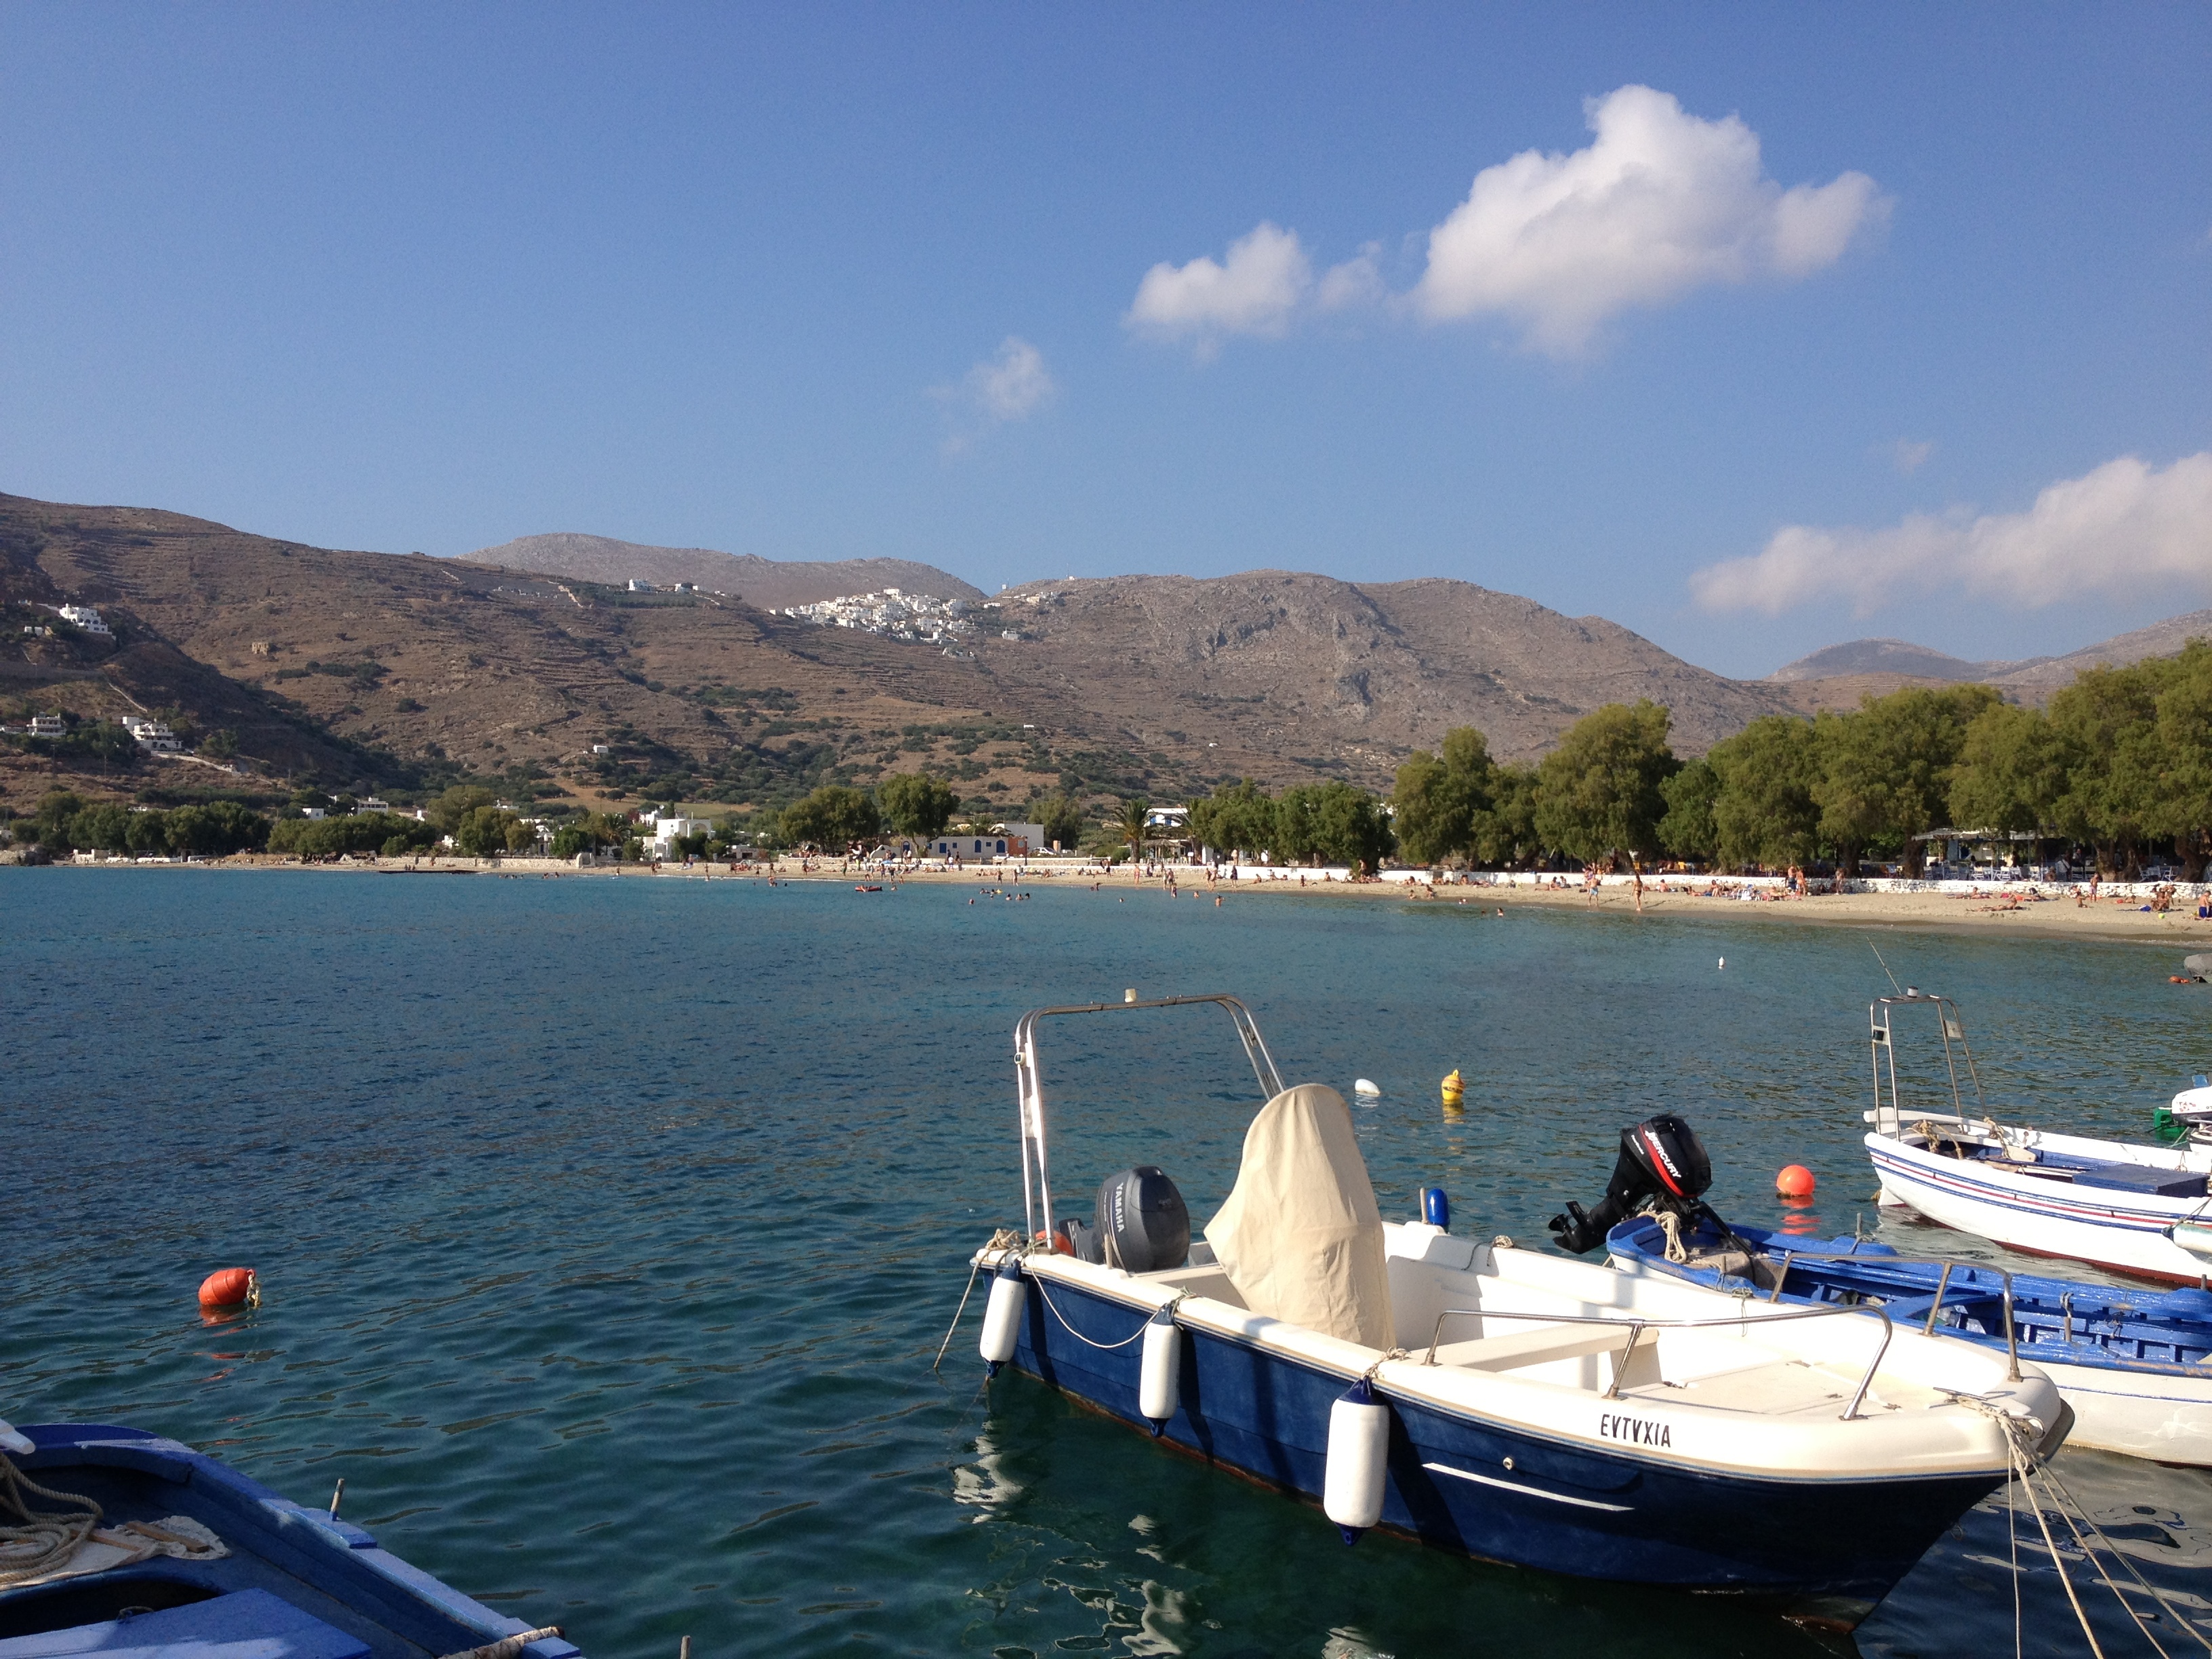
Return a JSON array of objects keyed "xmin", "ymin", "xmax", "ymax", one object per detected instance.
[
  {"xmin": 966, "ymin": 337, "xmax": 1054, "ymax": 421},
  {"xmin": 1124, "ymin": 222, "xmax": 1313, "ymax": 348},
  {"xmin": 935, "ymin": 337, "xmax": 1054, "ymax": 453},
  {"xmin": 1412, "ymin": 85, "xmax": 1887, "ymax": 355},
  {"xmin": 1691, "ymin": 453, "xmax": 2212, "ymax": 617},
  {"xmin": 1886, "ymin": 438, "xmax": 1935, "ymax": 475}
]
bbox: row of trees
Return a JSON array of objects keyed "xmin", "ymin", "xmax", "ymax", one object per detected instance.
[
  {"xmin": 1389, "ymin": 642, "xmax": 2212, "ymax": 878},
  {"xmin": 769, "ymin": 777, "xmax": 1086, "ymax": 854},
  {"xmin": 19, "ymin": 792, "xmax": 270, "ymax": 857},
  {"xmin": 1184, "ymin": 779, "xmax": 1396, "ymax": 871}
]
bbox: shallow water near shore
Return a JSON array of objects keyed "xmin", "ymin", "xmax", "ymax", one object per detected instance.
[{"xmin": 3, "ymin": 869, "xmax": 2208, "ymax": 1658}]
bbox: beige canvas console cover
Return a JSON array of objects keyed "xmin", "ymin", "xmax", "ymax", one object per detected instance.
[{"xmin": 1204, "ymin": 1082, "xmax": 1394, "ymax": 1348}]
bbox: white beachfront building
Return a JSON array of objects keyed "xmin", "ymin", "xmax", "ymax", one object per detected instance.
[{"xmin": 646, "ymin": 811, "xmax": 716, "ymax": 856}]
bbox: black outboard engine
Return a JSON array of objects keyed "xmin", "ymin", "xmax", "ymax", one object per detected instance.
[
  {"xmin": 1093, "ymin": 1166, "xmax": 1191, "ymax": 1272},
  {"xmin": 1547, "ymin": 1115, "xmax": 1713, "ymax": 1254}
]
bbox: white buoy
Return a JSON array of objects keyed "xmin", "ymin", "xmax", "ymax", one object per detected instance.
[
  {"xmin": 1353, "ymin": 1078, "xmax": 1380, "ymax": 1097},
  {"xmin": 1322, "ymin": 1378, "xmax": 1390, "ymax": 1541},
  {"xmin": 1717, "ymin": 957, "xmax": 1725, "ymax": 970},
  {"xmin": 1139, "ymin": 1308, "xmax": 1181, "ymax": 1431},
  {"xmin": 979, "ymin": 1261, "xmax": 1025, "ymax": 1368}
]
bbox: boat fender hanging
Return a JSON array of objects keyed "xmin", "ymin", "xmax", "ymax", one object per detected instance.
[
  {"xmin": 1322, "ymin": 1377, "xmax": 1390, "ymax": 1544},
  {"xmin": 979, "ymin": 1260, "xmax": 1025, "ymax": 1371},
  {"xmin": 197, "ymin": 1267, "xmax": 259, "ymax": 1310},
  {"xmin": 1139, "ymin": 1307, "xmax": 1181, "ymax": 1433}
]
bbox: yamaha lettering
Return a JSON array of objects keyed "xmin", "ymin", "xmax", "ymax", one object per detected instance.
[{"xmin": 1598, "ymin": 1412, "xmax": 1673, "ymax": 1449}]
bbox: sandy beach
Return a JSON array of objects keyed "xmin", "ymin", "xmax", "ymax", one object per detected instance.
[{"xmin": 45, "ymin": 850, "xmax": 2209, "ymax": 949}]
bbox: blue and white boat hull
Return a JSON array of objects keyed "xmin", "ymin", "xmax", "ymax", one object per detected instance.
[{"xmin": 983, "ymin": 1229, "xmax": 2066, "ymax": 1622}]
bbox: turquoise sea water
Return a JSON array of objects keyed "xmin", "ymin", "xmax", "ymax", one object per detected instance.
[{"xmin": 4, "ymin": 869, "xmax": 2209, "ymax": 1659}]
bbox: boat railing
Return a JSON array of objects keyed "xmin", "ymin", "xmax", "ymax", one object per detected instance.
[
  {"xmin": 1011, "ymin": 994, "xmax": 1285, "ymax": 1243},
  {"xmin": 1754, "ymin": 1248, "xmax": 2020, "ymax": 1380},
  {"xmin": 1419, "ymin": 1303, "xmax": 1898, "ymax": 1420},
  {"xmin": 1868, "ymin": 990, "xmax": 1987, "ymax": 1138}
]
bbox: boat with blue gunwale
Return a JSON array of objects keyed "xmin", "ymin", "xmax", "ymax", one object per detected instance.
[
  {"xmin": 1609, "ymin": 1214, "xmax": 2212, "ymax": 1466},
  {"xmin": 0, "ymin": 1422, "xmax": 578, "ymax": 1659},
  {"xmin": 967, "ymin": 994, "xmax": 2070, "ymax": 1629}
]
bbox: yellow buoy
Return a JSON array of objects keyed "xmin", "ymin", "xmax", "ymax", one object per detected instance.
[{"xmin": 1440, "ymin": 1068, "xmax": 1465, "ymax": 1108}]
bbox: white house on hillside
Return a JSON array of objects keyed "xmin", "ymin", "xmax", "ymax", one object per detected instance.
[{"xmin": 57, "ymin": 606, "xmax": 110, "ymax": 636}]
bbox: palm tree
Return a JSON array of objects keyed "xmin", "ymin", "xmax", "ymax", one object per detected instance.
[{"xmin": 1118, "ymin": 796, "xmax": 1149, "ymax": 881}]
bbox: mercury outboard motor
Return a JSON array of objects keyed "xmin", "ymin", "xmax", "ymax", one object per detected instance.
[
  {"xmin": 1547, "ymin": 1115, "xmax": 1713, "ymax": 1254},
  {"xmin": 1095, "ymin": 1166, "xmax": 1191, "ymax": 1272}
]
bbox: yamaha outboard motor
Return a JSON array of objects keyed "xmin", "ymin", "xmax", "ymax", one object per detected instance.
[
  {"xmin": 1094, "ymin": 1166, "xmax": 1191, "ymax": 1272},
  {"xmin": 1547, "ymin": 1115, "xmax": 1713, "ymax": 1254}
]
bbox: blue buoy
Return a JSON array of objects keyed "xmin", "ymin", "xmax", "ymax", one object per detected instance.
[{"xmin": 1421, "ymin": 1187, "xmax": 1450, "ymax": 1231}]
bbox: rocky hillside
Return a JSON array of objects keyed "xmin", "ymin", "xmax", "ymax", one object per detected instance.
[
  {"xmin": 467, "ymin": 533, "xmax": 985, "ymax": 611},
  {"xmin": 0, "ymin": 489, "xmax": 1843, "ymax": 819}
]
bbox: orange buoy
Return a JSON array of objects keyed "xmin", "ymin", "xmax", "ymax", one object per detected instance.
[
  {"xmin": 1776, "ymin": 1165, "xmax": 1816, "ymax": 1199},
  {"xmin": 197, "ymin": 1267, "xmax": 259, "ymax": 1309}
]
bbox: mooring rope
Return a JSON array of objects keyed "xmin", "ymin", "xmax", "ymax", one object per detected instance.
[{"xmin": 0, "ymin": 1454, "xmax": 102, "ymax": 1588}]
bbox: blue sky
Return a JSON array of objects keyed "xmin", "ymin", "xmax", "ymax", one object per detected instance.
[{"xmin": 2, "ymin": 5, "xmax": 2206, "ymax": 678}]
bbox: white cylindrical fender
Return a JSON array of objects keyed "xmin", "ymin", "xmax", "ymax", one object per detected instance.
[
  {"xmin": 1322, "ymin": 1379, "xmax": 1389, "ymax": 1540},
  {"xmin": 979, "ymin": 1262, "xmax": 1025, "ymax": 1367},
  {"xmin": 1139, "ymin": 1309, "xmax": 1181, "ymax": 1429}
]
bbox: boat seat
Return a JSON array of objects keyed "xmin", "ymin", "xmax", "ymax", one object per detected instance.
[
  {"xmin": 0, "ymin": 1589, "xmax": 370, "ymax": 1659},
  {"xmin": 1429, "ymin": 1323, "xmax": 1644, "ymax": 1372}
]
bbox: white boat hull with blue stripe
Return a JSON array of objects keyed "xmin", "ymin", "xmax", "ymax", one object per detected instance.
[{"xmin": 1860, "ymin": 989, "xmax": 2212, "ymax": 1284}]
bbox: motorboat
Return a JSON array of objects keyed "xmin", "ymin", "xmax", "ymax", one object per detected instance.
[
  {"xmin": 1608, "ymin": 1213, "xmax": 2212, "ymax": 1466},
  {"xmin": 968, "ymin": 995, "xmax": 2068, "ymax": 1628},
  {"xmin": 0, "ymin": 1420, "xmax": 577, "ymax": 1659},
  {"xmin": 1860, "ymin": 989, "xmax": 2212, "ymax": 1282}
]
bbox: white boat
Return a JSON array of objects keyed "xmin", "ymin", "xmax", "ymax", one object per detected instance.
[
  {"xmin": 1862, "ymin": 989, "xmax": 2212, "ymax": 1284},
  {"xmin": 972, "ymin": 994, "xmax": 2069, "ymax": 1626}
]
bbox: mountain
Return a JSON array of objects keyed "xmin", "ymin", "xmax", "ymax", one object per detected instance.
[
  {"xmin": 0, "ymin": 491, "xmax": 1801, "ymax": 817},
  {"xmin": 1770, "ymin": 613, "xmax": 2212, "ymax": 708},
  {"xmin": 466, "ymin": 533, "xmax": 985, "ymax": 611},
  {"xmin": 1767, "ymin": 638, "xmax": 2018, "ymax": 683}
]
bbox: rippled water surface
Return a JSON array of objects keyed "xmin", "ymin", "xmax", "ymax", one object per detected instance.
[{"xmin": 5, "ymin": 870, "xmax": 2210, "ymax": 1658}]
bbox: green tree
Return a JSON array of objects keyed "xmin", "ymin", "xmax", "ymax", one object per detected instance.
[
  {"xmin": 1392, "ymin": 727, "xmax": 1495, "ymax": 865},
  {"xmin": 1814, "ymin": 685, "xmax": 1999, "ymax": 878},
  {"xmin": 1308, "ymin": 781, "xmax": 1395, "ymax": 872},
  {"xmin": 1115, "ymin": 797, "xmax": 1149, "ymax": 872},
  {"xmin": 1950, "ymin": 702, "xmax": 2072, "ymax": 837},
  {"xmin": 1656, "ymin": 759, "xmax": 1718, "ymax": 862},
  {"xmin": 427, "ymin": 785, "xmax": 495, "ymax": 835},
  {"xmin": 2151, "ymin": 642, "xmax": 2212, "ymax": 876},
  {"xmin": 1027, "ymin": 793, "xmax": 1087, "ymax": 853},
  {"xmin": 454, "ymin": 805, "xmax": 531, "ymax": 856},
  {"xmin": 165, "ymin": 800, "xmax": 269, "ymax": 856},
  {"xmin": 68, "ymin": 802, "xmax": 133, "ymax": 851},
  {"xmin": 781, "ymin": 785, "xmax": 880, "ymax": 851},
  {"xmin": 123, "ymin": 808, "xmax": 171, "ymax": 855},
  {"xmin": 1473, "ymin": 763, "xmax": 1544, "ymax": 869},
  {"xmin": 2045, "ymin": 663, "xmax": 2163, "ymax": 875},
  {"xmin": 1187, "ymin": 780, "xmax": 1275, "ymax": 860},
  {"xmin": 202, "ymin": 729, "xmax": 238, "ymax": 760},
  {"xmin": 879, "ymin": 773, "xmax": 960, "ymax": 846},
  {"xmin": 28, "ymin": 791, "xmax": 86, "ymax": 851},
  {"xmin": 1532, "ymin": 700, "xmax": 1679, "ymax": 867},
  {"xmin": 1708, "ymin": 715, "xmax": 1821, "ymax": 869}
]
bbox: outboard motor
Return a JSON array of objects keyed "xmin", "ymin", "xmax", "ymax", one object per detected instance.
[
  {"xmin": 1095, "ymin": 1166, "xmax": 1191, "ymax": 1272},
  {"xmin": 1547, "ymin": 1115, "xmax": 1713, "ymax": 1254}
]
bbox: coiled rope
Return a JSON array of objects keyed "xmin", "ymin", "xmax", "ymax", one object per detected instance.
[{"xmin": 0, "ymin": 1454, "xmax": 102, "ymax": 1587}]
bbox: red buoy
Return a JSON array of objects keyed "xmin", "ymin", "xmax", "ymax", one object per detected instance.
[
  {"xmin": 1776, "ymin": 1165, "xmax": 1816, "ymax": 1199},
  {"xmin": 197, "ymin": 1267, "xmax": 258, "ymax": 1309}
]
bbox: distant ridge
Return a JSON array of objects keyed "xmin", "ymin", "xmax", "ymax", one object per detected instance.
[
  {"xmin": 468, "ymin": 532, "xmax": 985, "ymax": 611},
  {"xmin": 1767, "ymin": 638, "xmax": 2018, "ymax": 683}
]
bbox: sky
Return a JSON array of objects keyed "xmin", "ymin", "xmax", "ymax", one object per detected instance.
[{"xmin": 1, "ymin": 6, "xmax": 2207, "ymax": 679}]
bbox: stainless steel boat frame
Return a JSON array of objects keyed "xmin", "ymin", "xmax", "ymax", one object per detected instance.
[
  {"xmin": 1870, "ymin": 990, "xmax": 1988, "ymax": 1136},
  {"xmin": 1012, "ymin": 994, "xmax": 1284, "ymax": 1240}
]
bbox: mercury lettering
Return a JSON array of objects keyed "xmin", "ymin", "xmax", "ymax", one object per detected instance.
[{"xmin": 1598, "ymin": 1413, "xmax": 1672, "ymax": 1448}]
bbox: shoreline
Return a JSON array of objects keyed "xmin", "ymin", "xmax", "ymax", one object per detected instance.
[{"xmin": 19, "ymin": 852, "xmax": 2212, "ymax": 948}]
